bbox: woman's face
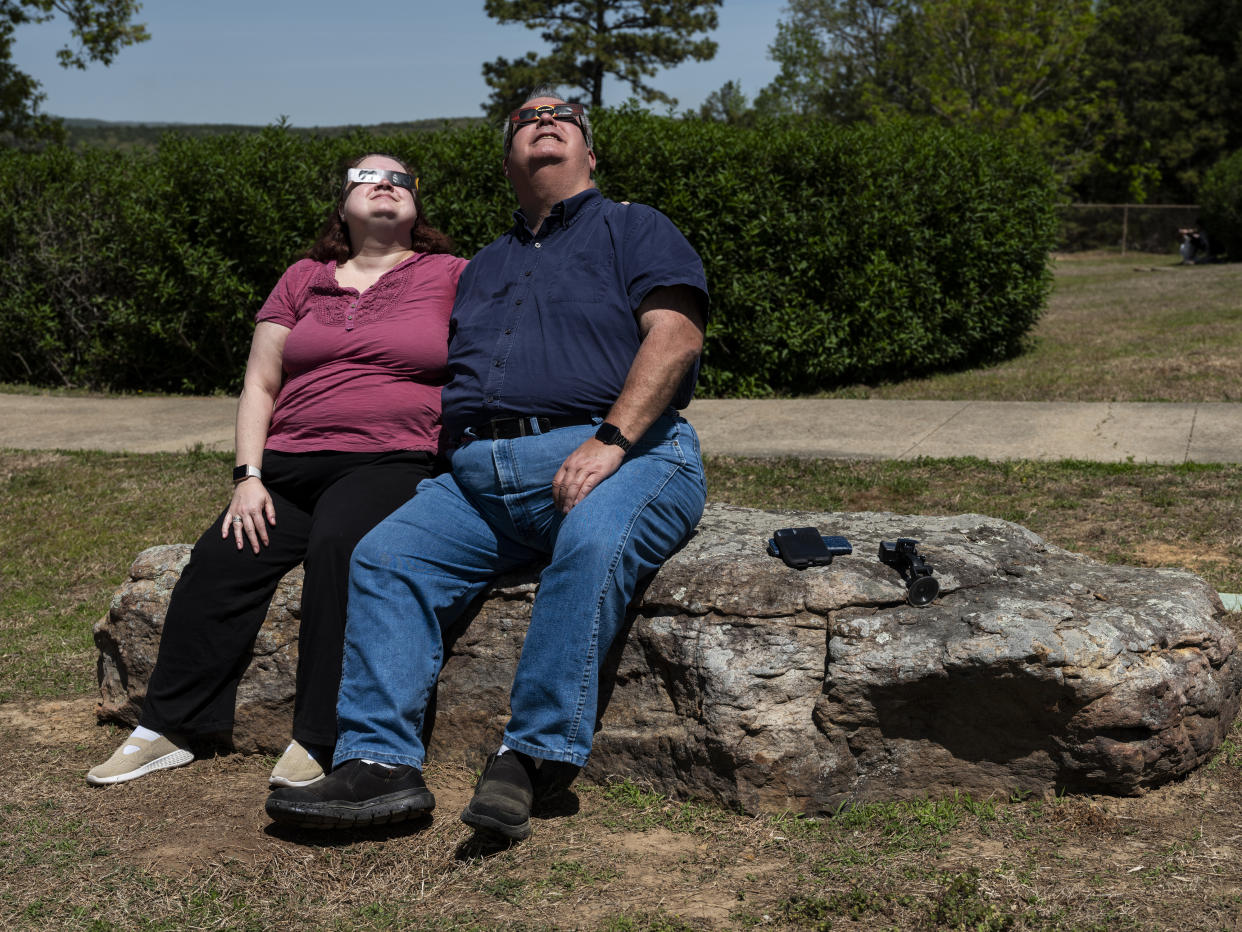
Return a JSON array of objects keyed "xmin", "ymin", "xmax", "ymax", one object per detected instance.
[{"xmin": 341, "ymin": 155, "xmax": 417, "ymax": 234}]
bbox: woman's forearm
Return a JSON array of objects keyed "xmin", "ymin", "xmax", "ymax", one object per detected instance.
[{"xmin": 234, "ymin": 385, "xmax": 277, "ymax": 468}]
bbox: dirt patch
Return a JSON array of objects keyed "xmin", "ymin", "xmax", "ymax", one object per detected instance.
[
  {"xmin": 1142, "ymin": 540, "xmax": 1224, "ymax": 575},
  {"xmin": 0, "ymin": 696, "xmax": 97, "ymax": 743}
]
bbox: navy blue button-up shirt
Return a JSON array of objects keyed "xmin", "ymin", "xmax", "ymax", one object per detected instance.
[{"xmin": 441, "ymin": 187, "xmax": 708, "ymax": 438}]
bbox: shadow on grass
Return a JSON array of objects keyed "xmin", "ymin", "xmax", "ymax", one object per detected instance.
[{"xmin": 262, "ymin": 811, "xmax": 434, "ymax": 847}]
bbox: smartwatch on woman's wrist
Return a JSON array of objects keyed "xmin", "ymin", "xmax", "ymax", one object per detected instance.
[{"xmin": 233, "ymin": 464, "xmax": 262, "ymax": 484}]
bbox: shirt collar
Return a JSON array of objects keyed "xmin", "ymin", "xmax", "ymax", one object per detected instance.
[{"xmin": 512, "ymin": 187, "xmax": 602, "ymax": 241}]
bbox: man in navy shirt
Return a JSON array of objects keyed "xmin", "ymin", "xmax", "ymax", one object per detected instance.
[{"xmin": 267, "ymin": 88, "xmax": 708, "ymax": 841}]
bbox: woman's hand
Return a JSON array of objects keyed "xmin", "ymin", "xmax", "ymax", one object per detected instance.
[{"xmin": 221, "ymin": 479, "xmax": 276, "ymax": 553}]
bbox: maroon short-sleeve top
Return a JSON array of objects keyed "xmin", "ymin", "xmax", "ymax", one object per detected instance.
[{"xmin": 256, "ymin": 252, "xmax": 468, "ymax": 453}]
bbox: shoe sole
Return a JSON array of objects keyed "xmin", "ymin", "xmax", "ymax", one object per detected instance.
[
  {"xmin": 265, "ymin": 788, "xmax": 435, "ymax": 829},
  {"xmin": 460, "ymin": 803, "xmax": 532, "ymax": 841},
  {"xmin": 86, "ymin": 748, "xmax": 194, "ymax": 786},
  {"xmin": 269, "ymin": 772, "xmax": 326, "ymax": 789}
]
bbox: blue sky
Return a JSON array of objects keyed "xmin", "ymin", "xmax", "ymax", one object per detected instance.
[{"xmin": 12, "ymin": 1, "xmax": 782, "ymax": 126}]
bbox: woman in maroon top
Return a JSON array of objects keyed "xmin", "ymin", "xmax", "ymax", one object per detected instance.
[{"xmin": 88, "ymin": 154, "xmax": 467, "ymax": 788}]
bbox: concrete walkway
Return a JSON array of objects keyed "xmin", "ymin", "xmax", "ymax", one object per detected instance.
[{"xmin": 3, "ymin": 394, "xmax": 1241, "ymax": 464}]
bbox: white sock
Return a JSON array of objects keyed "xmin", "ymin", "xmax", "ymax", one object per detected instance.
[
  {"xmin": 361, "ymin": 759, "xmax": 397, "ymax": 769},
  {"xmin": 124, "ymin": 725, "xmax": 162, "ymax": 754},
  {"xmin": 496, "ymin": 744, "xmax": 511, "ymax": 757}
]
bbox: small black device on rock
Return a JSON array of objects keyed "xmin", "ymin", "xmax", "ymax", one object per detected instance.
[
  {"xmin": 878, "ymin": 538, "xmax": 940, "ymax": 606},
  {"xmin": 767, "ymin": 527, "xmax": 853, "ymax": 569}
]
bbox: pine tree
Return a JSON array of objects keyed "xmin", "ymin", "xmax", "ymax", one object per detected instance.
[{"xmin": 481, "ymin": 0, "xmax": 721, "ymax": 120}]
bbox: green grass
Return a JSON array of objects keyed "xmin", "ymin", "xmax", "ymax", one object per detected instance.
[
  {"xmin": 597, "ymin": 780, "xmax": 733, "ymax": 834},
  {"xmin": 822, "ymin": 252, "xmax": 1242, "ymax": 401},
  {"xmin": 0, "ymin": 449, "xmax": 230, "ymax": 701}
]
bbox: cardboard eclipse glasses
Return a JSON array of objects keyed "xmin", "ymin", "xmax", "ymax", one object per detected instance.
[{"xmin": 346, "ymin": 167, "xmax": 418, "ymax": 191}]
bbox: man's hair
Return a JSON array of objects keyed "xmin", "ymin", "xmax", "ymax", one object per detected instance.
[{"xmin": 501, "ymin": 84, "xmax": 594, "ymax": 154}]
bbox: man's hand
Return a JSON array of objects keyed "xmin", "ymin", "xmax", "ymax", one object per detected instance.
[{"xmin": 552, "ymin": 438, "xmax": 627, "ymax": 514}]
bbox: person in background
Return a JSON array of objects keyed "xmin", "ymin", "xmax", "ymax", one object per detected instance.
[
  {"xmin": 88, "ymin": 154, "xmax": 466, "ymax": 789},
  {"xmin": 1178, "ymin": 222, "xmax": 1211, "ymax": 264}
]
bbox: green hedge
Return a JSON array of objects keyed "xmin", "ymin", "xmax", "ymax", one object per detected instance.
[
  {"xmin": 1200, "ymin": 149, "xmax": 1242, "ymax": 261},
  {"xmin": 0, "ymin": 114, "xmax": 1057, "ymax": 395}
]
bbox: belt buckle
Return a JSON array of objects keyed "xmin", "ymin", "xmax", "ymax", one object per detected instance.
[{"xmin": 487, "ymin": 417, "xmax": 525, "ymax": 440}]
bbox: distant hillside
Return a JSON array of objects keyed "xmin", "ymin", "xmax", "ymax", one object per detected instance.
[{"xmin": 59, "ymin": 116, "xmax": 487, "ymax": 149}]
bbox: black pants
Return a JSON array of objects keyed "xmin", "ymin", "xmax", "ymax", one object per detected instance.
[{"xmin": 139, "ymin": 449, "xmax": 434, "ymax": 748}]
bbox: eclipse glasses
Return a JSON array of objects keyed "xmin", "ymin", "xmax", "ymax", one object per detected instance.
[
  {"xmin": 507, "ymin": 102, "xmax": 586, "ymax": 128},
  {"xmin": 346, "ymin": 167, "xmax": 418, "ymax": 191}
]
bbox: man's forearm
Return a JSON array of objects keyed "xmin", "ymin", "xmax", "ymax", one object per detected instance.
[
  {"xmin": 602, "ymin": 314, "xmax": 703, "ymax": 444},
  {"xmin": 602, "ymin": 284, "xmax": 705, "ymax": 444}
]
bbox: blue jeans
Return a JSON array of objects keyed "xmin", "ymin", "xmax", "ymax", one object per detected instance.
[{"xmin": 334, "ymin": 414, "xmax": 706, "ymax": 769}]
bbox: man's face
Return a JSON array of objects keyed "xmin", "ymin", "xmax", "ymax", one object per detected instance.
[{"xmin": 503, "ymin": 96, "xmax": 595, "ymax": 182}]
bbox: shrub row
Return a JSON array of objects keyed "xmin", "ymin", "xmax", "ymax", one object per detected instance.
[
  {"xmin": 0, "ymin": 114, "xmax": 1058, "ymax": 395},
  {"xmin": 1200, "ymin": 149, "xmax": 1242, "ymax": 261}
]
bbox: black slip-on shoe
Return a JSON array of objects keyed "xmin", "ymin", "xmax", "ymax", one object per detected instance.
[
  {"xmin": 460, "ymin": 750, "xmax": 537, "ymax": 840},
  {"xmin": 265, "ymin": 758, "xmax": 434, "ymax": 829}
]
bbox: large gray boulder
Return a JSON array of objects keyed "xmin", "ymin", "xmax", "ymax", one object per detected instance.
[{"xmin": 95, "ymin": 503, "xmax": 1241, "ymax": 814}]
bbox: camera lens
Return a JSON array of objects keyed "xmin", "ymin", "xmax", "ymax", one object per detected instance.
[{"xmin": 908, "ymin": 575, "xmax": 939, "ymax": 607}]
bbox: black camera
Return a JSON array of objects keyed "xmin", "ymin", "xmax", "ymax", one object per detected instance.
[{"xmin": 878, "ymin": 538, "xmax": 939, "ymax": 606}]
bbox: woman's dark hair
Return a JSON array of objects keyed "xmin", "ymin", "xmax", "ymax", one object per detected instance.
[{"xmin": 306, "ymin": 153, "xmax": 455, "ymax": 262}]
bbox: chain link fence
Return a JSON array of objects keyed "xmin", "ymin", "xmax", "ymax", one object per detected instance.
[{"xmin": 1058, "ymin": 203, "xmax": 1200, "ymax": 255}]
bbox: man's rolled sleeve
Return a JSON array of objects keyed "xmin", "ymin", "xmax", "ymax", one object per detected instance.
[{"xmin": 619, "ymin": 205, "xmax": 710, "ymax": 321}]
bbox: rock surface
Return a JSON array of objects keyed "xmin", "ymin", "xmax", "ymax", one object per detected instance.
[{"xmin": 95, "ymin": 503, "xmax": 1242, "ymax": 814}]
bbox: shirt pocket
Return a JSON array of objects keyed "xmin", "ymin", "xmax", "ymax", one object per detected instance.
[{"xmin": 544, "ymin": 249, "xmax": 615, "ymax": 304}]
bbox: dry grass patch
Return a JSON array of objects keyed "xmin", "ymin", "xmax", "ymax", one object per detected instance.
[{"xmin": 5, "ymin": 693, "xmax": 1242, "ymax": 929}]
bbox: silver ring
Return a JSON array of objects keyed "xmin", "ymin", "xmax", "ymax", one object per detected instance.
[{"xmin": 232, "ymin": 517, "xmax": 243, "ymax": 525}]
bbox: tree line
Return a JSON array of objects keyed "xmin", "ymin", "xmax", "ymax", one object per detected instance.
[
  {"xmin": 6, "ymin": 0, "xmax": 1237, "ymax": 210},
  {"xmin": 731, "ymin": 0, "xmax": 1242, "ymax": 205}
]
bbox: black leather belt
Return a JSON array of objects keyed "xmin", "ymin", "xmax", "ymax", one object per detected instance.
[{"xmin": 468, "ymin": 415, "xmax": 597, "ymax": 440}]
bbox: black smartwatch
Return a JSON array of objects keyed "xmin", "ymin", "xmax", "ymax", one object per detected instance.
[
  {"xmin": 595, "ymin": 422, "xmax": 632, "ymax": 452},
  {"xmin": 232, "ymin": 464, "xmax": 262, "ymax": 484}
]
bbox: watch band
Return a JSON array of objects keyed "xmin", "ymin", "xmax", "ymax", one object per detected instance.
[
  {"xmin": 595, "ymin": 422, "xmax": 632, "ymax": 452},
  {"xmin": 232, "ymin": 464, "xmax": 262, "ymax": 483}
]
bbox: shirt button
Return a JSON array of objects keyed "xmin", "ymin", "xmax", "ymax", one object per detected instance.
[
  {"xmin": 504, "ymin": 329, "xmax": 512, "ymax": 335},
  {"xmin": 494, "ymin": 360, "xmax": 502, "ymax": 367},
  {"xmin": 534, "ymin": 242, "xmax": 542, "ymax": 249},
  {"xmin": 525, "ymin": 271, "xmax": 532, "ymax": 277},
  {"xmin": 516, "ymin": 299, "xmax": 522, "ymax": 305}
]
